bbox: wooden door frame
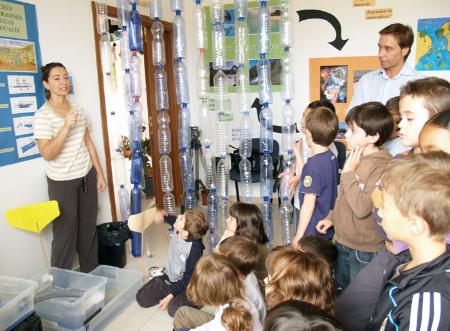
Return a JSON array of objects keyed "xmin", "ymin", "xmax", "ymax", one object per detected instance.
[{"xmin": 91, "ymin": 2, "xmax": 182, "ymax": 220}]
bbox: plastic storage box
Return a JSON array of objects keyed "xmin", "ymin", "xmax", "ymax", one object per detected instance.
[
  {"xmin": 0, "ymin": 276, "xmax": 38, "ymax": 330},
  {"xmin": 34, "ymin": 267, "xmax": 107, "ymax": 329},
  {"xmin": 41, "ymin": 265, "xmax": 143, "ymax": 331}
]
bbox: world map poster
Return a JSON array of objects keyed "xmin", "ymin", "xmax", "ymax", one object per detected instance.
[{"xmin": 415, "ymin": 17, "xmax": 450, "ymax": 71}]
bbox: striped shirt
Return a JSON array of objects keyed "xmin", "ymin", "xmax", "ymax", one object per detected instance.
[{"xmin": 34, "ymin": 102, "xmax": 92, "ymax": 181}]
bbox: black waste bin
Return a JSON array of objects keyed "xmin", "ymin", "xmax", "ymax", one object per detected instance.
[{"xmin": 97, "ymin": 221, "xmax": 132, "ymax": 268}]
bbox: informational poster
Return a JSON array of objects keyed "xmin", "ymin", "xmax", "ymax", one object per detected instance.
[
  {"xmin": 0, "ymin": 0, "xmax": 44, "ymax": 167},
  {"xmin": 416, "ymin": 17, "xmax": 450, "ymax": 71}
]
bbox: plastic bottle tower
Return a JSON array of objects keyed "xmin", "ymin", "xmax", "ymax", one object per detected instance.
[
  {"xmin": 127, "ymin": 0, "xmax": 144, "ymax": 256},
  {"xmin": 279, "ymin": 0, "xmax": 295, "ymax": 245},
  {"xmin": 191, "ymin": 0, "xmax": 218, "ymax": 252},
  {"xmin": 97, "ymin": 2, "xmax": 112, "ymax": 77},
  {"xmin": 211, "ymin": 0, "xmax": 230, "ymax": 237},
  {"xmin": 148, "ymin": 1, "xmax": 177, "ymax": 218},
  {"xmin": 257, "ymin": 0, "xmax": 274, "ymax": 246},
  {"xmin": 171, "ymin": 0, "xmax": 197, "ymax": 210},
  {"xmin": 234, "ymin": 0, "xmax": 252, "ymax": 203}
]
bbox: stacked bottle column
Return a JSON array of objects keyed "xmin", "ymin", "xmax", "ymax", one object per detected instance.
[
  {"xmin": 149, "ymin": 1, "xmax": 176, "ymax": 216},
  {"xmin": 279, "ymin": 0, "xmax": 295, "ymax": 245},
  {"xmin": 257, "ymin": 0, "xmax": 274, "ymax": 246},
  {"xmin": 171, "ymin": 2, "xmax": 196, "ymax": 210}
]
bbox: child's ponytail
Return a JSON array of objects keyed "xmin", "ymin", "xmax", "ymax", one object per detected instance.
[{"xmin": 221, "ymin": 298, "xmax": 253, "ymax": 331}]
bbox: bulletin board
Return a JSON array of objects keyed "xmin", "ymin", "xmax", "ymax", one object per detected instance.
[
  {"xmin": 0, "ymin": 0, "xmax": 44, "ymax": 167},
  {"xmin": 309, "ymin": 56, "xmax": 379, "ymax": 121}
]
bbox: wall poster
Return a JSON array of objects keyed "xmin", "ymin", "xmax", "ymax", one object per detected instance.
[{"xmin": 0, "ymin": 0, "xmax": 44, "ymax": 167}]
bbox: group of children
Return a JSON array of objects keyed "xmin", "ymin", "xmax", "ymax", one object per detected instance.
[{"xmin": 134, "ymin": 76, "xmax": 450, "ymax": 331}]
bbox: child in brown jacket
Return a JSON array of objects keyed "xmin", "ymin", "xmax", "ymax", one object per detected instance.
[{"xmin": 317, "ymin": 101, "xmax": 393, "ymax": 290}]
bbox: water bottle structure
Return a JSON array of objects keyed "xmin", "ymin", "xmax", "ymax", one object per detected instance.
[
  {"xmin": 201, "ymin": 143, "xmax": 215, "ymax": 190},
  {"xmin": 207, "ymin": 186, "xmax": 219, "ymax": 252},
  {"xmin": 279, "ymin": 0, "xmax": 295, "ymax": 245},
  {"xmin": 193, "ymin": 2, "xmax": 207, "ymax": 50},
  {"xmin": 116, "ymin": 0, "xmax": 129, "ymax": 30},
  {"xmin": 128, "ymin": 2, "xmax": 142, "ymax": 52},
  {"xmin": 257, "ymin": 0, "xmax": 274, "ymax": 246},
  {"xmin": 130, "ymin": 55, "xmax": 142, "ymax": 99},
  {"xmin": 118, "ymin": 184, "xmax": 130, "ymax": 221},
  {"xmin": 100, "ymin": 33, "xmax": 112, "ymax": 76},
  {"xmin": 150, "ymin": 0, "xmax": 176, "ymax": 217},
  {"xmin": 96, "ymin": 2, "xmax": 107, "ymax": 35},
  {"xmin": 172, "ymin": 14, "xmax": 186, "ymax": 60}
]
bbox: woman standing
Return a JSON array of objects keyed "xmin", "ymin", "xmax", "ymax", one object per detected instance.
[{"xmin": 34, "ymin": 62, "xmax": 106, "ymax": 272}]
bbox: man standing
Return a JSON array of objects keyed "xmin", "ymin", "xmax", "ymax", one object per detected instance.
[{"xmin": 349, "ymin": 23, "xmax": 424, "ymax": 109}]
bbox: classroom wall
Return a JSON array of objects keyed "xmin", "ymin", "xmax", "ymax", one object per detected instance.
[{"xmin": 0, "ymin": 0, "xmax": 448, "ymax": 277}]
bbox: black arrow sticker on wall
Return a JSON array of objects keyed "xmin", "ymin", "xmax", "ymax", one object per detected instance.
[
  {"xmin": 297, "ymin": 9, "xmax": 349, "ymax": 51},
  {"xmin": 251, "ymin": 98, "xmax": 300, "ymax": 134}
]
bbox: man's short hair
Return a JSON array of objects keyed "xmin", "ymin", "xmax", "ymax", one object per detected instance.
[
  {"xmin": 400, "ymin": 77, "xmax": 450, "ymax": 117},
  {"xmin": 379, "ymin": 23, "xmax": 414, "ymax": 61},
  {"xmin": 381, "ymin": 152, "xmax": 450, "ymax": 238},
  {"xmin": 346, "ymin": 102, "xmax": 393, "ymax": 146},
  {"xmin": 305, "ymin": 107, "xmax": 339, "ymax": 147},
  {"xmin": 297, "ymin": 236, "xmax": 338, "ymax": 268},
  {"xmin": 217, "ymin": 235, "xmax": 258, "ymax": 276},
  {"xmin": 184, "ymin": 208, "xmax": 209, "ymax": 241}
]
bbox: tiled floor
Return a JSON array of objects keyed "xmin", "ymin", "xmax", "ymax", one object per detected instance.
[{"xmin": 103, "ymin": 197, "xmax": 284, "ymax": 331}]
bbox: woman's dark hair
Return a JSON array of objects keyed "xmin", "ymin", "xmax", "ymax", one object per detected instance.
[
  {"xmin": 263, "ymin": 300, "xmax": 344, "ymax": 331},
  {"xmin": 307, "ymin": 100, "xmax": 336, "ymax": 114},
  {"xmin": 229, "ymin": 202, "xmax": 268, "ymax": 244},
  {"xmin": 425, "ymin": 108, "xmax": 450, "ymax": 129},
  {"xmin": 41, "ymin": 62, "xmax": 66, "ymax": 100}
]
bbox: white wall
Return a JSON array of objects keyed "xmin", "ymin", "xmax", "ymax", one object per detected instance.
[{"xmin": 0, "ymin": 0, "xmax": 448, "ymax": 278}]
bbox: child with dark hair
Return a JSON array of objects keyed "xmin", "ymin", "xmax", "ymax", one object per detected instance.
[
  {"xmin": 219, "ymin": 202, "xmax": 269, "ymax": 289},
  {"xmin": 264, "ymin": 300, "xmax": 343, "ymax": 331},
  {"xmin": 316, "ymin": 101, "xmax": 393, "ymax": 289},
  {"xmin": 292, "ymin": 107, "xmax": 339, "ymax": 242},
  {"xmin": 382, "ymin": 96, "xmax": 410, "ymax": 155},
  {"xmin": 297, "ymin": 236, "xmax": 338, "ymax": 268},
  {"xmin": 419, "ymin": 108, "xmax": 450, "ymax": 154},
  {"xmin": 136, "ymin": 208, "xmax": 209, "ymax": 317}
]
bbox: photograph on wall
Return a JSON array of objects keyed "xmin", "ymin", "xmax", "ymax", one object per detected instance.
[
  {"xmin": 310, "ymin": 56, "xmax": 379, "ymax": 121},
  {"xmin": 7, "ymin": 75, "xmax": 35, "ymax": 94},
  {"xmin": 415, "ymin": 17, "xmax": 450, "ymax": 71},
  {"xmin": 249, "ymin": 58, "xmax": 281, "ymax": 85},
  {"xmin": 209, "ymin": 61, "xmax": 239, "ymax": 87},
  {"xmin": 0, "ymin": 38, "xmax": 37, "ymax": 72},
  {"xmin": 10, "ymin": 95, "xmax": 37, "ymax": 114},
  {"xmin": 15, "ymin": 136, "xmax": 38, "ymax": 158},
  {"xmin": 13, "ymin": 116, "xmax": 34, "ymax": 136},
  {"xmin": 319, "ymin": 65, "xmax": 348, "ymax": 103}
]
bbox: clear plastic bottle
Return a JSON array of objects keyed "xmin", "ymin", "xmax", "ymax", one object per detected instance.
[
  {"xmin": 217, "ymin": 196, "xmax": 229, "ymax": 236},
  {"xmin": 149, "ymin": 0, "xmax": 163, "ymax": 19},
  {"xmin": 216, "ymin": 157, "xmax": 229, "ymax": 198},
  {"xmin": 194, "ymin": 3, "xmax": 207, "ymax": 50},
  {"xmin": 239, "ymin": 112, "xmax": 252, "ymax": 158},
  {"xmin": 151, "ymin": 21, "xmax": 166, "ymax": 66},
  {"xmin": 172, "ymin": 14, "xmax": 186, "ymax": 59},
  {"xmin": 257, "ymin": 58, "xmax": 272, "ymax": 104},
  {"xmin": 261, "ymin": 196, "xmax": 273, "ymax": 244},
  {"xmin": 212, "ymin": 24, "xmax": 225, "ymax": 70},
  {"xmin": 201, "ymin": 143, "xmax": 215, "ymax": 189},
  {"xmin": 120, "ymin": 30, "xmax": 132, "ymax": 72},
  {"xmin": 280, "ymin": 1, "xmax": 292, "ymax": 48},
  {"xmin": 128, "ymin": 3, "xmax": 142, "ymax": 52},
  {"xmin": 280, "ymin": 197, "xmax": 293, "ymax": 245},
  {"xmin": 129, "ymin": 103, "xmax": 143, "ymax": 144},
  {"xmin": 197, "ymin": 52, "xmax": 209, "ymax": 100},
  {"xmin": 259, "ymin": 106, "xmax": 273, "ymax": 153},
  {"xmin": 236, "ymin": 66, "xmax": 249, "ymax": 113},
  {"xmin": 130, "ymin": 187, "xmax": 142, "ymax": 215},
  {"xmin": 234, "ymin": 0, "xmax": 248, "ymax": 19},
  {"xmin": 235, "ymin": 20, "xmax": 249, "ymax": 66},
  {"xmin": 130, "ymin": 55, "xmax": 142, "ymax": 99},
  {"xmin": 100, "ymin": 33, "xmax": 112, "ymax": 76},
  {"xmin": 155, "ymin": 67, "xmax": 168, "ymax": 110},
  {"xmin": 216, "ymin": 113, "xmax": 229, "ymax": 157},
  {"xmin": 213, "ymin": 70, "xmax": 227, "ymax": 114},
  {"xmin": 208, "ymin": 230, "xmax": 218, "ymax": 253},
  {"xmin": 199, "ymin": 100, "xmax": 211, "ymax": 145},
  {"xmin": 163, "ymin": 191, "xmax": 176, "ymax": 215},
  {"xmin": 210, "ymin": 0, "xmax": 224, "ymax": 24},
  {"xmin": 118, "ymin": 184, "xmax": 130, "ymax": 221},
  {"xmin": 281, "ymin": 103, "xmax": 295, "ymax": 155},
  {"xmin": 180, "ymin": 149, "xmax": 195, "ymax": 191},
  {"xmin": 280, "ymin": 156, "xmax": 294, "ymax": 199},
  {"xmin": 178, "ymin": 105, "xmax": 191, "ymax": 150},
  {"xmin": 157, "ymin": 111, "xmax": 171, "ymax": 154},
  {"xmin": 170, "ymin": 0, "xmax": 183, "ymax": 11},
  {"xmin": 184, "ymin": 188, "xmax": 197, "ymax": 209},
  {"xmin": 159, "ymin": 155, "xmax": 174, "ymax": 192},
  {"xmin": 260, "ymin": 153, "xmax": 273, "ymax": 198},
  {"xmin": 130, "ymin": 146, "xmax": 143, "ymax": 185},
  {"xmin": 281, "ymin": 51, "xmax": 294, "ymax": 102},
  {"xmin": 207, "ymin": 186, "xmax": 218, "ymax": 231},
  {"xmin": 96, "ymin": 2, "xmax": 107, "ymax": 34},
  {"xmin": 239, "ymin": 158, "xmax": 252, "ymax": 202},
  {"xmin": 116, "ymin": 0, "xmax": 129, "ymax": 29},
  {"xmin": 174, "ymin": 60, "xmax": 190, "ymax": 105},
  {"xmin": 257, "ymin": 3, "xmax": 271, "ymax": 55}
]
